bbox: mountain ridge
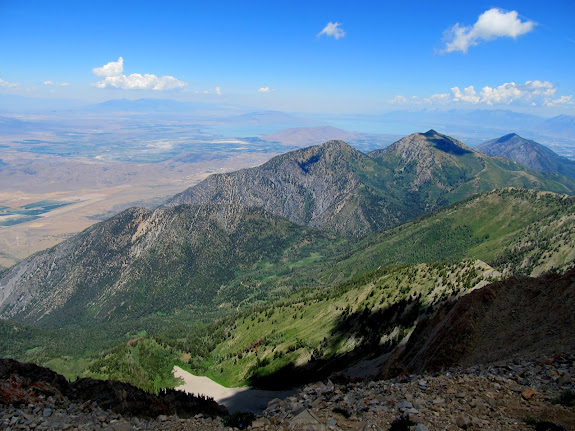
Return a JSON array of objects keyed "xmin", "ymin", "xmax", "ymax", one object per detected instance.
[
  {"xmin": 2, "ymin": 131, "xmax": 575, "ymax": 330},
  {"xmin": 0, "ymin": 204, "xmax": 335, "ymax": 327},
  {"xmin": 169, "ymin": 130, "xmax": 575, "ymax": 236}
]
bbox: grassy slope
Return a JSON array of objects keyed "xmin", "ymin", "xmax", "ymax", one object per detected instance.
[
  {"xmin": 200, "ymin": 260, "xmax": 498, "ymax": 387},
  {"xmin": 190, "ymin": 189, "xmax": 575, "ymax": 386}
]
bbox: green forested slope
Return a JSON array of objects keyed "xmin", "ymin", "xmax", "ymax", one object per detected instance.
[{"xmin": 4, "ymin": 188, "xmax": 574, "ymax": 390}]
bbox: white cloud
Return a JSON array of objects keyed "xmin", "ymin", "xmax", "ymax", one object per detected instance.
[
  {"xmin": 478, "ymin": 80, "xmax": 555, "ymax": 105},
  {"xmin": 318, "ymin": 22, "xmax": 346, "ymax": 40},
  {"xmin": 442, "ymin": 8, "xmax": 536, "ymax": 54},
  {"xmin": 451, "ymin": 86, "xmax": 481, "ymax": 103},
  {"xmin": 93, "ymin": 57, "xmax": 125, "ymax": 77},
  {"xmin": 258, "ymin": 87, "xmax": 271, "ymax": 93},
  {"xmin": 427, "ymin": 93, "xmax": 451, "ymax": 104},
  {"xmin": 390, "ymin": 80, "xmax": 573, "ymax": 109},
  {"xmin": 0, "ymin": 78, "xmax": 18, "ymax": 88},
  {"xmin": 451, "ymin": 81, "xmax": 560, "ymax": 105},
  {"xmin": 390, "ymin": 95, "xmax": 410, "ymax": 105},
  {"xmin": 215, "ymin": 86, "xmax": 222, "ymax": 95},
  {"xmin": 92, "ymin": 57, "xmax": 187, "ymax": 90},
  {"xmin": 546, "ymin": 95, "xmax": 575, "ymax": 106},
  {"xmin": 43, "ymin": 81, "xmax": 70, "ymax": 86}
]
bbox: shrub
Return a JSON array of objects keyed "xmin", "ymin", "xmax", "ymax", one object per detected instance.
[
  {"xmin": 389, "ymin": 414, "xmax": 416, "ymax": 431},
  {"xmin": 523, "ymin": 416, "xmax": 566, "ymax": 431},
  {"xmin": 555, "ymin": 389, "xmax": 575, "ymax": 407}
]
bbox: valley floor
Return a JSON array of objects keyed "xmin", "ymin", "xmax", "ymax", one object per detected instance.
[{"xmin": 2, "ymin": 353, "xmax": 574, "ymax": 430}]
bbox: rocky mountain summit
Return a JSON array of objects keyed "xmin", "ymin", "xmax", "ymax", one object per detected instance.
[
  {"xmin": 167, "ymin": 139, "xmax": 387, "ymax": 236},
  {"xmin": 476, "ymin": 133, "xmax": 575, "ymax": 179}
]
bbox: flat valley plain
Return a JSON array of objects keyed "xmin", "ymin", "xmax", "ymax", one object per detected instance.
[{"xmin": 0, "ymin": 115, "xmax": 290, "ymax": 268}]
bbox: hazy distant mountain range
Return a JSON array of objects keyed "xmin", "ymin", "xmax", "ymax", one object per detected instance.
[{"xmin": 2, "ymin": 95, "xmax": 575, "ymax": 145}]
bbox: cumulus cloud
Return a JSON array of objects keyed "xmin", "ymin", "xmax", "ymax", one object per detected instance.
[
  {"xmin": 318, "ymin": 22, "xmax": 346, "ymax": 39},
  {"xmin": 391, "ymin": 95, "xmax": 414, "ymax": 105},
  {"xmin": 0, "ymin": 78, "xmax": 18, "ymax": 88},
  {"xmin": 215, "ymin": 86, "xmax": 222, "ymax": 95},
  {"xmin": 426, "ymin": 93, "xmax": 451, "ymax": 104},
  {"xmin": 258, "ymin": 87, "xmax": 271, "ymax": 93},
  {"xmin": 92, "ymin": 57, "xmax": 187, "ymax": 90},
  {"xmin": 43, "ymin": 81, "xmax": 70, "ymax": 86},
  {"xmin": 93, "ymin": 57, "xmax": 125, "ymax": 77},
  {"xmin": 390, "ymin": 80, "xmax": 573, "ymax": 108},
  {"xmin": 546, "ymin": 95, "xmax": 575, "ymax": 107},
  {"xmin": 442, "ymin": 8, "xmax": 536, "ymax": 53},
  {"xmin": 451, "ymin": 86, "xmax": 481, "ymax": 103}
]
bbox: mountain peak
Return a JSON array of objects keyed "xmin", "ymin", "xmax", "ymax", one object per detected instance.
[
  {"xmin": 378, "ymin": 130, "xmax": 473, "ymax": 159},
  {"xmin": 495, "ymin": 133, "xmax": 520, "ymax": 143},
  {"xmin": 320, "ymin": 139, "xmax": 348, "ymax": 147},
  {"xmin": 319, "ymin": 139, "xmax": 354, "ymax": 152},
  {"xmin": 422, "ymin": 129, "xmax": 440, "ymax": 137}
]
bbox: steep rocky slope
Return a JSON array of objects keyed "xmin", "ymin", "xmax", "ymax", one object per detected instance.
[
  {"xmin": 0, "ymin": 204, "xmax": 332, "ymax": 327},
  {"xmin": 168, "ymin": 140, "xmax": 394, "ymax": 236},
  {"xmin": 477, "ymin": 133, "xmax": 575, "ymax": 179},
  {"xmin": 380, "ymin": 267, "xmax": 575, "ymax": 377},
  {"xmin": 3, "ymin": 351, "xmax": 575, "ymax": 430}
]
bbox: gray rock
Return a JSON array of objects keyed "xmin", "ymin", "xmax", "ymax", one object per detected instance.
[
  {"xmin": 289, "ymin": 409, "xmax": 325, "ymax": 430},
  {"xmin": 397, "ymin": 400, "xmax": 413, "ymax": 409},
  {"xmin": 455, "ymin": 415, "xmax": 472, "ymax": 429}
]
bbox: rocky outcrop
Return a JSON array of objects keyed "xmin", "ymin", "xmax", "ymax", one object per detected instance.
[
  {"xmin": 3, "ymin": 355, "xmax": 574, "ymax": 430},
  {"xmin": 259, "ymin": 354, "xmax": 575, "ymax": 430},
  {"xmin": 0, "ymin": 358, "xmax": 228, "ymax": 419}
]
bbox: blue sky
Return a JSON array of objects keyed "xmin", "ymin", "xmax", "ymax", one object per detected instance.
[{"xmin": 0, "ymin": 0, "xmax": 574, "ymax": 114}]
